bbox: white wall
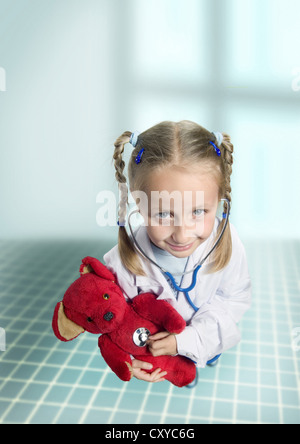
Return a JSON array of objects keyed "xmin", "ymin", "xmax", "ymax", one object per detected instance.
[{"xmin": 0, "ymin": 0, "xmax": 299, "ymax": 241}]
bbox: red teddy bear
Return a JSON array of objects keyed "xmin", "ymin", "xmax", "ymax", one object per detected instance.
[{"xmin": 52, "ymin": 257, "xmax": 196, "ymax": 387}]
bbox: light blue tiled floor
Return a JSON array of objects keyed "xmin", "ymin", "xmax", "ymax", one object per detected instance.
[{"xmin": 0, "ymin": 239, "xmax": 299, "ymax": 424}]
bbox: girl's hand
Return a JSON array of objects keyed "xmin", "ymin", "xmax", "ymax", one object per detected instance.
[
  {"xmin": 132, "ymin": 359, "xmax": 167, "ymax": 383},
  {"xmin": 147, "ymin": 332, "xmax": 178, "ymax": 357}
]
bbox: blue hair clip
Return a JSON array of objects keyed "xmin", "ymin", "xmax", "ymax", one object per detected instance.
[
  {"xmin": 135, "ymin": 148, "xmax": 145, "ymax": 165},
  {"xmin": 209, "ymin": 141, "xmax": 221, "ymax": 157}
]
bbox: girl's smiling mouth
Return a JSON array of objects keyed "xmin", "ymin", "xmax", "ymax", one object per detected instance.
[{"xmin": 165, "ymin": 241, "xmax": 195, "ymax": 252}]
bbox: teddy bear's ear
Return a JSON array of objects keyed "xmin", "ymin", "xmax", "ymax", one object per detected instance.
[
  {"xmin": 80, "ymin": 257, "xmax": 115, "ymax": 281},
  {"xmin": 52, "ymin": 302, "xmax": 85, "ymax": 342}
]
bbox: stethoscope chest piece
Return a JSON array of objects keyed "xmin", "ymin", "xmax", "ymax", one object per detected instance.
[{"xmin": 133, "ymin": 327, "xmax": 150, "ymax": 347}]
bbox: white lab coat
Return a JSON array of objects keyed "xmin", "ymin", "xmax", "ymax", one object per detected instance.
[{"xmin": 104, "ymin": 220, "xmax": 251, "ymax": 368}]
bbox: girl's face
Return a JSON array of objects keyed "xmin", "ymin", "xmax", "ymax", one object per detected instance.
[{"xmin": 140, "ymin": 165, "xmax": 220, "ymax": 258}]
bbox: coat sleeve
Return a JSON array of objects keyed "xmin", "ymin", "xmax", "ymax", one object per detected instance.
[
  {"xmin": 103, "ymin": 245, "xmax": 138, "ymax": 300},
  {"xmin": 176, "ymin": 226, "xmax": 252, "ymax": 368}
]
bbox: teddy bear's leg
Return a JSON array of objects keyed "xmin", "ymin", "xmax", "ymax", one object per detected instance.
[
  {"xmin": 98, "ymin": 335, "xmax": 133, "ymax": 382},
  {"xmin": 159, "ymin": 355, "xmax": 197, "ymax": 387},
  {"xmin": 134, "ymin": 354, "xmax": 196, "ymax": 388}
]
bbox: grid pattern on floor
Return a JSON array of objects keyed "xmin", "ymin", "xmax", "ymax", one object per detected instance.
[{"xmin": 0, "ymin": 239, "xmax": 299, "ymax": 424}]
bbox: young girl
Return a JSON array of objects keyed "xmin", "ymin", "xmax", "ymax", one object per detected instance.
[{"xmin": 104, "ymin": 120, "xmax": 251, "ymax": 383}]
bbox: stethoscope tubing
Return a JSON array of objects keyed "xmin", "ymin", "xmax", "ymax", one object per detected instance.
[
  {"xmin": 128, "ymin": 199, "xmax": 231, "ymax": 313},
  {"xmin": 128, "ymin": 198, "xmax": 230, "ymax": 277},
  {"xmin": 164, "ymin": 265, "xmax": 202, "ymax": 294}
]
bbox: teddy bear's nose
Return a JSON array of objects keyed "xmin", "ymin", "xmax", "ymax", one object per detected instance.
[{"xmin": 103, "ymin": 312, "xmax": 114, "ymax": 322}]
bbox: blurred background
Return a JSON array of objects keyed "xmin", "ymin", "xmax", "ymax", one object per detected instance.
[
  {"xmin": 1, "ymin": 0, "xmax": 300, "ymax": 426},
  {"xmin": 0, "ymin": 0, "xmax": 300, "ymax": 243}
]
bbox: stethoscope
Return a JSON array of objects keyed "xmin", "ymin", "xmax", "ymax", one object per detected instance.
[{"xmin": 128, "ymin": 198, "xmax": 231, "ymax": 313}]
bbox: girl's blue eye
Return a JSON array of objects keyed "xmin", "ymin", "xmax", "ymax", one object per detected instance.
[
  {"xmin": 193, "ymin": 209, "xmax": 205, "ymax": 217},
  {"xmin": 157, "ymin": 212, "xmax": 171, "ymax": 219},
  {"xmin": 156, "ymin": 211, "xmax": 171, "ymax": 219}
]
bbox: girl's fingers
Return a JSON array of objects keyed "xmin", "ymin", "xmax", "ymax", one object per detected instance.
[
  {"xmin": 132, "ymin": 359, "xmax": 153, "ymax": 371},
  {"xmin": 148, "ymin": 331, "xmax": 170, "ymax": 341},
  {"xmin": 132, "ymin": 365, "xmax": 168, "ymax": 383},
  {"xmin": 149, "ymin": 368, "xmax": 168, "ymax": 382}
]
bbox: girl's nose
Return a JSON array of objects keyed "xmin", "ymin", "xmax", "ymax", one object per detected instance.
[{"xmin": 171, "ymin": 224, "xmax": 193, "ymax": 245}]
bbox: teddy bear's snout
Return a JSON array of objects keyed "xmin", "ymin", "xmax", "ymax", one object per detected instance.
[{"xmin": 103, "ymin": 312, "xmax": 114, "ymax": 322}]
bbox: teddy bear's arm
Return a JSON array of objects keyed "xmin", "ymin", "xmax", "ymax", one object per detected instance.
[
  {"xmin": 98, "ymin": 335, "xmax": 133, "ymax": 382},
  {"xmin": 132, "ymin": 293, "xmax": 186, "ymax": 334}
]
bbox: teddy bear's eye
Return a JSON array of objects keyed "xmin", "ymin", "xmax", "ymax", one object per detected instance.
[
  {"xmin": 87, "ymin": 317, "xmax": 93, "ymax": 323},
  {"xmin": 103, "ymin": 293, "xmax": 110, "ymax": 300}
]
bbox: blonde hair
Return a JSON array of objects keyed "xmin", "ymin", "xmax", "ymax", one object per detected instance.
[{"xmin": 113, "ymin": 121, "xmax": 234, "ymax": 276}]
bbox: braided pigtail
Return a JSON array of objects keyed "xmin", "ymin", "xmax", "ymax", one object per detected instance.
[
  {"xmin": 113, "ymin": 132, "xmax": 146, "ymax": 276},
  {"xmin": 210, "ymin": 132, "xmax": 234, "ymax": 272}
]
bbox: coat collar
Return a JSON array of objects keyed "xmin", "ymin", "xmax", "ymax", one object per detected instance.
[{"xmin": 133, "ymin": 225, "xmax": 166, "ymax": 289}]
